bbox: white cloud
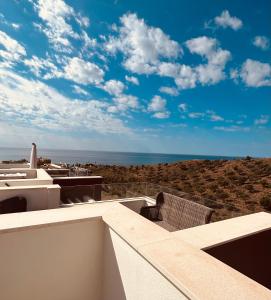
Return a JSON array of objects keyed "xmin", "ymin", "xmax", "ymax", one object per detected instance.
[
  {"xmin": 214, "ymin": 10, "xmax": 243, "ymax": 30},
  {"xmin": 0, "ymin": 30, "xmax": 26, "ymax": 65},
  {"xmin": 32, "ymin": 0, "xmax": 89, "ymax": 51},
  {"xmin": 102, "ymin": 79, "xmax": 125, "ymax": 96},
  {"xmin": 175, "ymin": 64, "xmax": 198, "ymax": 89},
  {"xmin": 159, "ymin": 86, "xmax": 179, "ymax": 96},
  {"xmin": 0, "ymin": 13, "xmax": 21, "ymax": 30},
  {"xmin": 186, "ymin": 36, "xmax": 231, "ymax": 85},
  {"xmin": 188, "ymin": 112, "xmax": 205, "ymax": 119},
  {"xmin": 24, "ymin": 55, "xmax": 60, "ymax": 79},
  {"xmin": 208, "ymin": 112, "xmax": 224, "ymax": 121},
  {"xmin": 214, "ymin": 126, "xmax": 250, "ymax": 132},
  {"xmin": 230, "ymin": 68, "xmax": 239, "ymax": 83},
  {"xmin": 0, "ymin": 68, "xmax": 129, "ymax": 134},
  {"xmin": 72, "ymin": 85, "xmax": 89, "ymax": 96},
  {"xmin": 11, "ymin": 23, "xmax": 21, "ymax": 30},
  {"xmin": 148, "ymin": 95, "xmax": 166, "ymax": 112},
  {"xmin": 105, "ymin": 13, "xmax": 182, "ymax": 74},
  {"xmin": 186, "ymin": 36, "xmax": 217, "ymax": 57},
  {"xmin": 81, "ymin": 30, "xmax": 97, "ymax": 51},
  {"xmin": 109, "ymin": 94, "xmax": 139, "ymax": 113},
  {"xmin": 64, "ymin": 57, "xmax": 104, "ymax": 85},
  {"xmin": 148, "ymin": 95, "xmax": 170, "ymax": 119},
  {"xmin": 125, "ymin": 75, "xmax": 139, "ymax": 85},
  {"xmin": 254, "ymin": 115, "xmax": 269, "ymax": 125},
  {"xmin": 157, "ymin": 62, "xmax": 180, "ymax": 77},
  {"xmin": 240, "ymin": 59, "xmax": 271, "ymax": 87},
  {"xmin": 157, "ymin": 63, "xmax": 197, "ymax": 89},
  {"xmin": 178, "ymin": 103, "xmax": 187, "ymax": 112},
  {"xmin": 153, "ymin": 111, "xmax": 170, "ymax": 119},
  {"xmin": 253, "ymin": 36, "xmax": 270, "ymax": 50}
]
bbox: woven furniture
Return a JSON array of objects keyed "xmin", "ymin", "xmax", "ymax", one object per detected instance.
[{"xmin": 140, "ymin": 192, "xmax": 214, "ymax": 232}]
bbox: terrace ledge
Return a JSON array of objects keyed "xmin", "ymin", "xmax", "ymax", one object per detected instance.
[{"xmin": 0, "ymin": 202, "xmax": 270, "ymax": 299}]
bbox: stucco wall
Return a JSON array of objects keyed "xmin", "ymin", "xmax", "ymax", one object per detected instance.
[
  {"xmin": 0, "ymin": 185, "xmax": 60, "ymax": 211},
  {"xmin": 0, "ymin": 169, "xmax": 52, "ymax": 187},
  {"xmin": 0, "ymin": 219, "xmax": 104, "ymax": 300},
  {"xmin": 102, "ymin": 226, "xmax": 187, "ymax": 300}
]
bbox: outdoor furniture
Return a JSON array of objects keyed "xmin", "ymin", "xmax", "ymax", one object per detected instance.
[
  {"xmin": 140, "ymin": 192, "xmax": 214, "ymax": 232},
  {"xmin": 0, "ymin": 196, "xmax": 27, "ymax": 214}
]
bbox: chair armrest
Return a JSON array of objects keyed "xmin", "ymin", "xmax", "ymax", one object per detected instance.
[{"xmin": 140, "ymin": 205, "xmax": 161, "ymax": 221}]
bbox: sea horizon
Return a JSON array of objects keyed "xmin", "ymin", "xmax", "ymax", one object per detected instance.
[{"xmin": 0, "ymin": 146, "xmax": 243, "ymax": 166}]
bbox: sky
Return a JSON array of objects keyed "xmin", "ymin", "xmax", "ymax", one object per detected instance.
[{"xmin": 0, "ymin": 0, "xmax": 270, "ymax": 157}]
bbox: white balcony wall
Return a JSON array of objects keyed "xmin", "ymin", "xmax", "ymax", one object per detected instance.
[
  {"xmin": 0, "ymin": 185, "xmax": 60, "ymax": 210},
  {"xmin": 0, "ymin": 219, "xmax": 104, "ymax": 300},
  {"xmin": 102, "ymin": 226, "xmax": 187, "ymax": 300}
]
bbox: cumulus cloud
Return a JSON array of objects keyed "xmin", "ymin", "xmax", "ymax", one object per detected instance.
[
  {"xmin": 0, "ymin": 30, "xmax": 26, "ymax": 66},
  {"xmin": 108, "ymin": 94, "xmax": 139, "ymax": 113},
  {"xmin": 254, "ymin": 115, "xmax": 269, "ymax": 125},
  {"xmin": 102, "ymin": 79, "xmax": 126, "ymax": 96},
  {"xmin": 159, "ymin": 86, "xmax": 179, "ymax": 96},
  {"xmin": 105, "ymin": 13, "xmax": 181, "ymax": 74},
  {"xmin": 240, "ymin": 59, "xmax": 271, "ymax": 87},
  {"xmin": 32, "ymin": 0, "xmax": 90, "ymax": 51},
  {"xmin": 148, "ymin": 95, "xmax": 170, "ymax": 119},
  {"xmin": 186, "ymin": 36, "xmax": 231, "ymax": 85},
  {"xmin": 253, "ymin": 36, "xmax": 270, "ymax": 50},
  {"xmin": 0, "ymin": 68, "xmax": 129, "ymax": 134},
  {"xmin": 64, "ymin": 57, "xmax": 104, "ymax": 85},
  {"xmin": 125, "ymin": 75, "xmax": 139, "ymax": 85},
  {"xmin": 214, "ymin": 10, "xmax": 243, "ymax": 30}
]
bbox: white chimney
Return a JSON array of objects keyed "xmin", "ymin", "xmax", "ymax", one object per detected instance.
[{"xmin": 30, "ymin": 143, "xmax": 37, "ymax": 169}]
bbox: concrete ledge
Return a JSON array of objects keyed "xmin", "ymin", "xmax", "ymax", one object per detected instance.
[
  {"xmin": 0, "ymin": 202, "xmax": 270, "ymax": 299},
  {"xmin": 172, "ymin": 212, "xmax": 271, "ymax": 249},
  {"xmin": 0, "ymin": 202, "xmax": 117, "ymax": 234}
]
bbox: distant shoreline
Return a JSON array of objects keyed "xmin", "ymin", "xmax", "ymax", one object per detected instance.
[{"xmin": 0, "ymin": 147, "xmax": 242, "ymax": 166}]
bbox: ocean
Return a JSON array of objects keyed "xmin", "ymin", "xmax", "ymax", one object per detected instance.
[{"xmin": 0, "ymin": 147, "xmax": 239, "ymax": 166}]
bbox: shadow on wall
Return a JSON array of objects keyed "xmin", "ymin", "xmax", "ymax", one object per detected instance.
[{"xmin": 102, "ymin": 227, "xmax": 126, "ymax": 300}]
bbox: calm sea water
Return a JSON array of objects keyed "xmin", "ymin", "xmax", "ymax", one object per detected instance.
[{"xmin": 0, "ymin": 147, "xmax": 239, "ymax": 166}]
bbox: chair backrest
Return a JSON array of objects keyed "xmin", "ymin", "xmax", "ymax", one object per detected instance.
[
  {"xmin": 0, "ymin": 196, "xmax": 27, "ymax": 214},
  {"xmin": 156, "ymin": 192, "xmax": 214, "ymax": 230}
]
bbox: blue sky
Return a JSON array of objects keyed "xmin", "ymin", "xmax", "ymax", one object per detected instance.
[{"xmin": 0, "ymin": 0, "xmax": 270, "ymax": 156}]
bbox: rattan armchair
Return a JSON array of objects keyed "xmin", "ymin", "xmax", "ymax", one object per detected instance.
[{"xmin": 140, "ymin": 192, "xmax": 214, "ymax": 232}]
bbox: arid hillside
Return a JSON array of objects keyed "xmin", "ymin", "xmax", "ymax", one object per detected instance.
[{"xmin": 78, "ymin": 158, "xmax": 271, "ymax": 221}]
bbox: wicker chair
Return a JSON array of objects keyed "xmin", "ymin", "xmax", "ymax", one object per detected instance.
[{"xmin": 140, "ymin": 192, "xmax": 214, "ymax": 232}]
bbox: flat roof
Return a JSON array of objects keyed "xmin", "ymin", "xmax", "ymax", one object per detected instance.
[{"xmin": 0, "ymin": 200, "xmax": 270, "ymax": 299}]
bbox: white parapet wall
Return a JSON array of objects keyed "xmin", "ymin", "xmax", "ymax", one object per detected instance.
[
  {"xmin": 0, "ymin": 163, "xmax": 29, "ymax": 169},
  {"xmin": 0, "ymin": 202, "xmax": 270, "ymax": 300},
  {"xmin": 0, "ymin": 169, "xmax": 53, "ymax": 187},
  {"xmin": 0, "ymin": 184, "xmax": 60, "ymax": 210},
  {"xmin": 0, "ymin": 218, "xmax": 104, "ymax": 300}
]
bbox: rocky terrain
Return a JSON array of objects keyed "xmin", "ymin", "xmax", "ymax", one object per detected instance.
[{"xmin": 75, "ymin": 157, "xmax": 271, "ymax": 221}]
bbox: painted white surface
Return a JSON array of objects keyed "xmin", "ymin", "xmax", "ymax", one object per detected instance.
[
  {"xmin": 102, "ymin": 226, "xmax": 187, "ymax": 300},
  {"xmin": 0, "ymin": 219, "xmax": 104, "ymax": 300},
  {"xmin": 0, "ymin": 184, "xmax": 60, "ymax": 210}
]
